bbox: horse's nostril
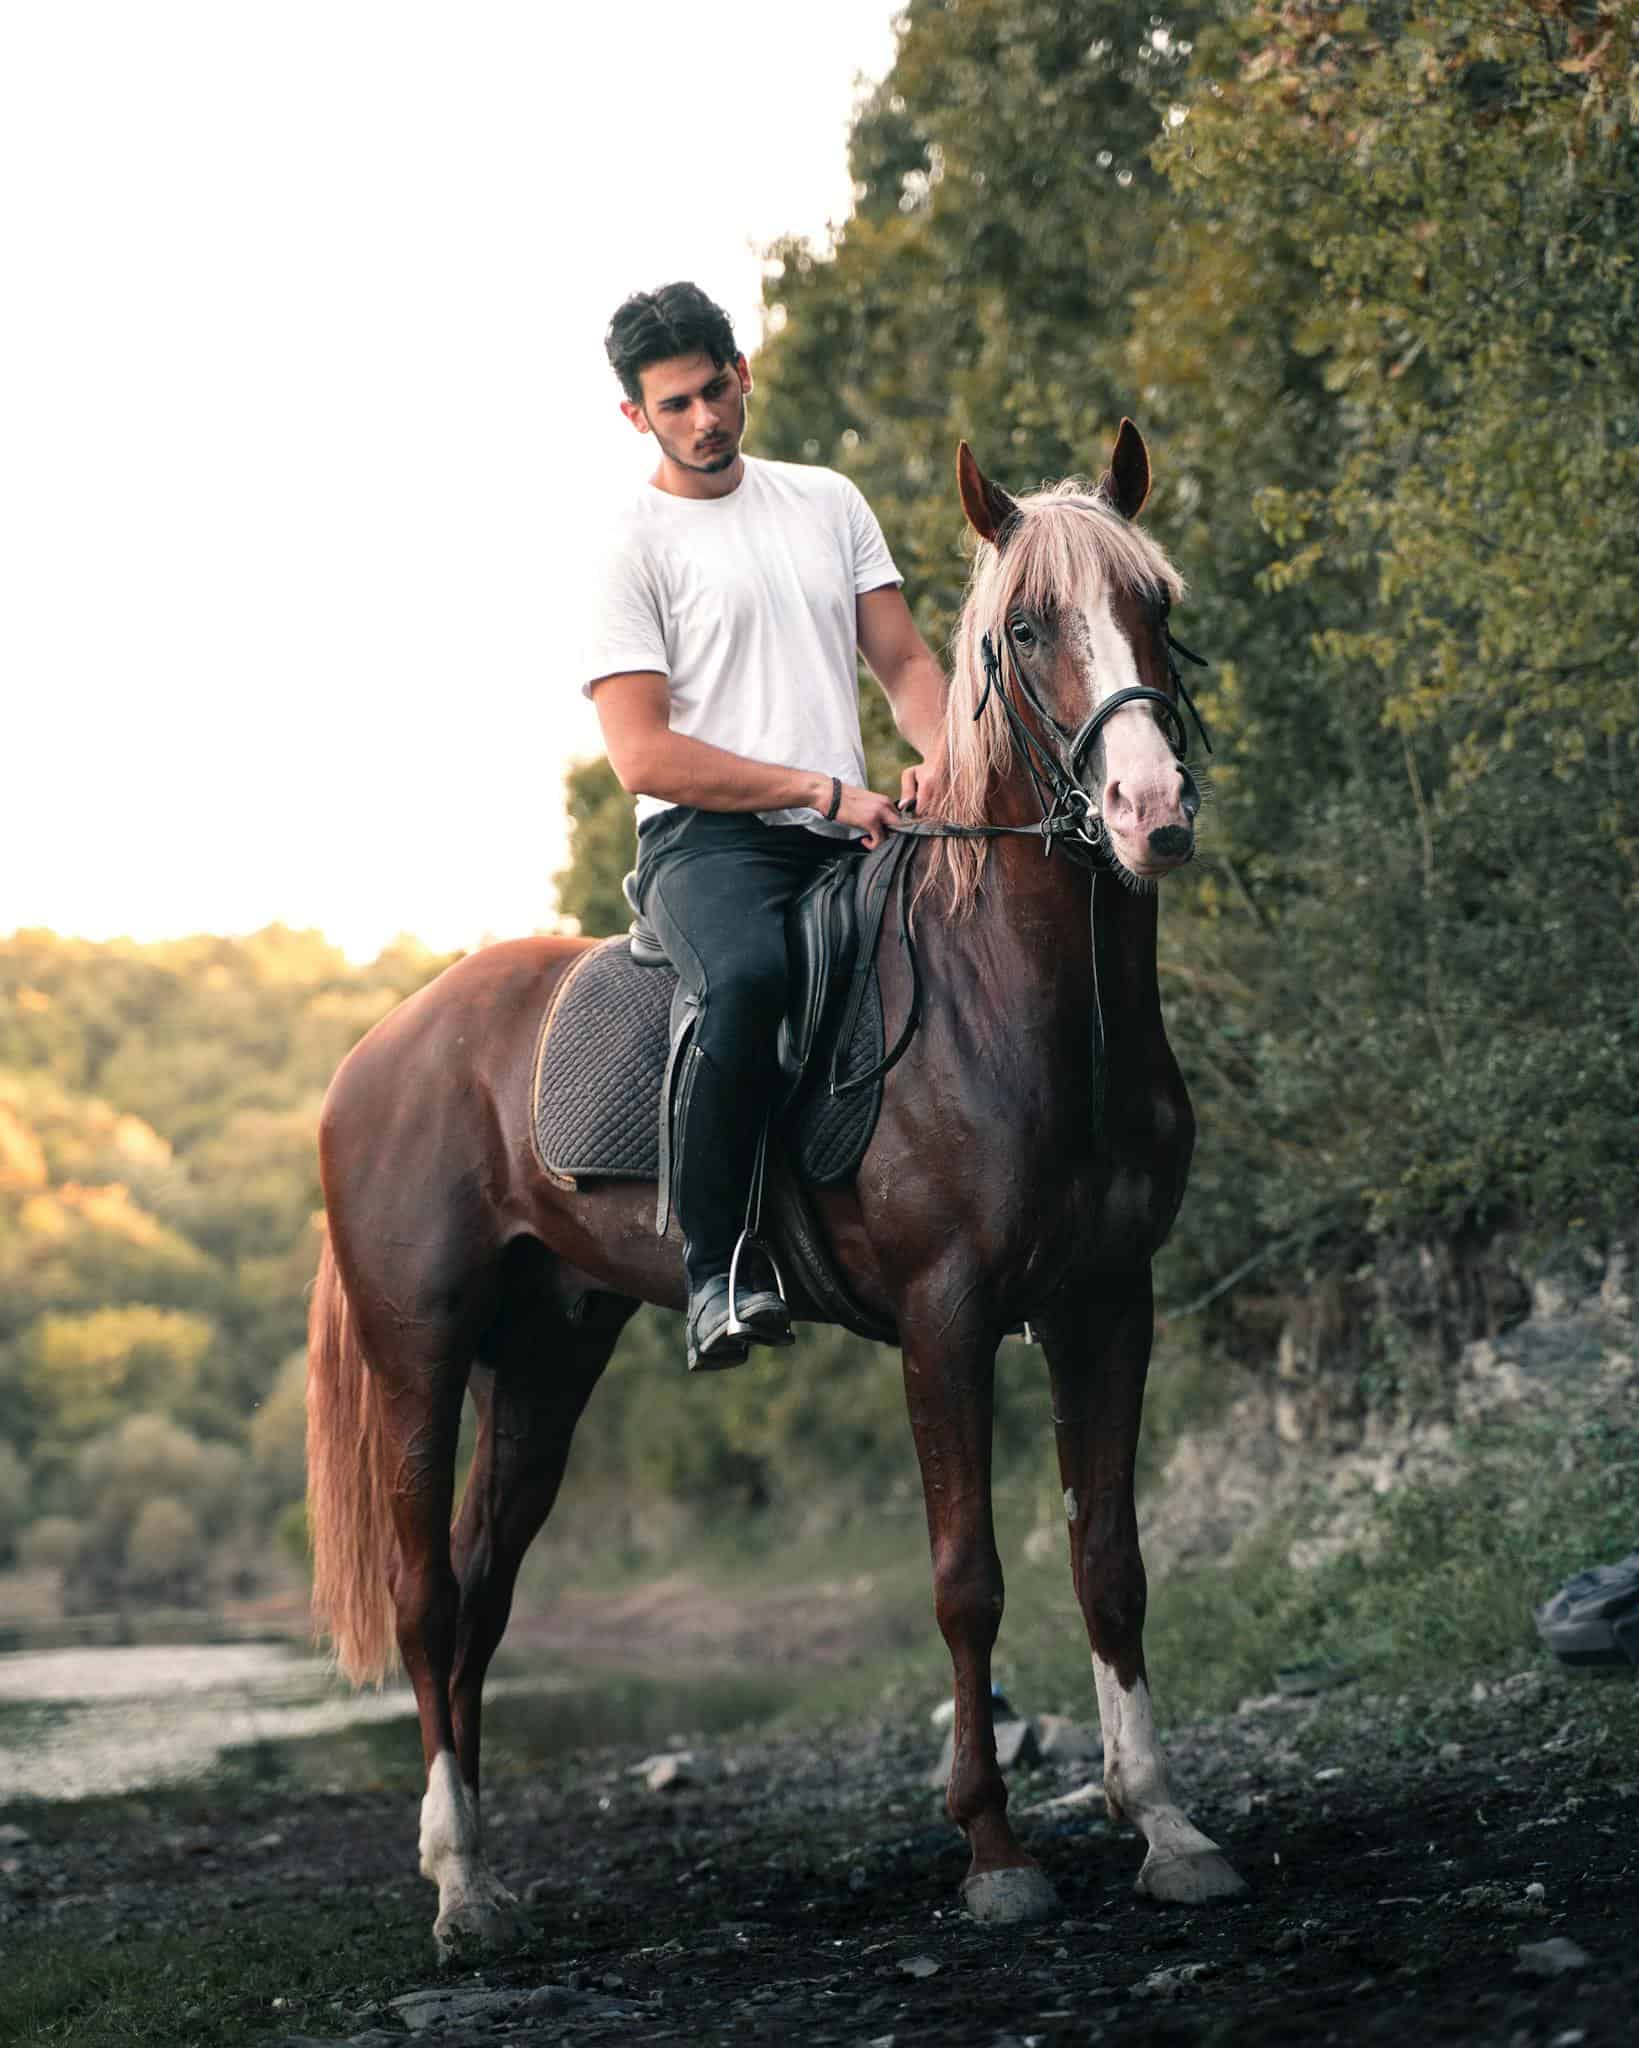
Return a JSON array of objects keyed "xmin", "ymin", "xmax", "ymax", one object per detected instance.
[{"xmin": 1149, "ymin": 824, "xmax": 1193, "ymax": 859}]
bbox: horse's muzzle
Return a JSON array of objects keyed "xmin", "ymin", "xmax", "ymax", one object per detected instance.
[{"xmin": 1147, "ymin": 823, "xmax": 1194, "ymax": 862}]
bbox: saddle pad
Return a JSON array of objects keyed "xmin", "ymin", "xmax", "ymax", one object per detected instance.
[{"xmin": 532, "ymin": 937, "xmax": 884, "ymax": 1190}]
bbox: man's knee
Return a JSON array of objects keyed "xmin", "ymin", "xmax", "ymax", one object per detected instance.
[{"xmin": 712, "ymin": 946, "xmax": 788, "ymax": 1029}]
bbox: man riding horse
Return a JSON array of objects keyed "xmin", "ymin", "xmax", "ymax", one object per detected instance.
[{"xmin": 584, "ymin": 281, "xmax": 947, "ymax": 1370}]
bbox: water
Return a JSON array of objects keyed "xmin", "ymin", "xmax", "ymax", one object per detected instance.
[
  {"xmin": 0, "ymin": 1642, "xmax": 422, "ymax": 1801},
  {"xmin": 0, "ymin": 1642, "xmax": 797, "ymax": 1803}
]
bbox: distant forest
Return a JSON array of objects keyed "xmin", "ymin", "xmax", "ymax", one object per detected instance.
[{"xmin": 0, "ymin": 930, "xmax": 459, "ymax": 1606}]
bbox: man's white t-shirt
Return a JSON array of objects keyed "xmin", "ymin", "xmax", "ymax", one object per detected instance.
[{"xmin": 581, "ymin": 457, "xmax": 902, "ymax": 829}]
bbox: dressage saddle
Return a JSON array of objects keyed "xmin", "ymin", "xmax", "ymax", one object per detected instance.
[{"xmin": 532, "ymin": 837, "xmax": 923, "ymax": 1344}]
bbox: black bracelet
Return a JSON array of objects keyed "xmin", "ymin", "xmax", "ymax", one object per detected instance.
[{"xmin": 824, "ymin": 775, "xmax": 842, "ymax": 822}]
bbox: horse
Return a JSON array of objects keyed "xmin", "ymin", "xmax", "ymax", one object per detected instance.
[{"xmin": 306, "ymin": 419, "xmax": 1246, "ymax": 1957}]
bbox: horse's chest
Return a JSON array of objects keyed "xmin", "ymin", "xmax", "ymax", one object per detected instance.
[{"xmin": 1071, "ymin": 1080, "xmax": 1193, "ymax": 1266}]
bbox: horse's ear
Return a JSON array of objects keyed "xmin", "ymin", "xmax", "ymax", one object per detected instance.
[
  {"xmin": 1101, "ymin": 418, "xmax": 1151, "ymax": 520},
  {"xmin": 956, "ymin": 441, "xmax": 1019, "ymax": 545}
]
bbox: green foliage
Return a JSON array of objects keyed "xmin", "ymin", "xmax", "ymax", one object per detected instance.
[
  {"xmin": 1136, "ymin": 0, "xmax": 1639, "ymax": 1271},
  {"xmin": 554, "ymin": 756, "xmax": 636, "ymax": 938},
  {"xmin": 1142, "ymin": 1406, "xmax": 1639, "ymax": 1721},
  {"xmin": 123, "ymin": 1494, "xmax": 202, "ymax": 1595},
  {"xmin": 20, "ymin": 1305, "xmax": 215, "ymax": 1446},
  {"xmin": 0, "ymin": 927, "xmax": 453, "ymax": 1603},
  {"xmin": 0, "ymin": 1438, "xmax": 27, "ymax": 1561}
]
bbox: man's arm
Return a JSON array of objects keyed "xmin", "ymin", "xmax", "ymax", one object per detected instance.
[
  {"xmin": 856, "ymin": 585, "xmax": 948, "ymax": 808},
  {"xmin": 591, "ymin": 672, "xmax": 904, "ymax": 847}
]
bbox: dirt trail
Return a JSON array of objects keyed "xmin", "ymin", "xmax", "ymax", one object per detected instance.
[{"xmin": 6, "ymin": 1659, "xmax": 1636, "ymax": 2045}]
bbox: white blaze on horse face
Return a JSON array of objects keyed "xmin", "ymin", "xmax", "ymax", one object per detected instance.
[
  {"xmin": 1090, "ymin": 1655, "xmax": 1245, "ymax": 1901},
  {"xmin": 1078, "ymin": 593, "xmax": 1188, "ymax": 877}
]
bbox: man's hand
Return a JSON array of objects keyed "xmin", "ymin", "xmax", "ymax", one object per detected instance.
[
  {"xmin": 898, "ymin": 757, "xmax": 941, "ymax": 817},
  {"xmin": 832, "ymin": 782, "xmax": 906, "ymax": 849}
]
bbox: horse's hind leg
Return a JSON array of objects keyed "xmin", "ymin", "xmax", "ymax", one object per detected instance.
[
  {"xmin": 901, "ymin": 1284, "xmax": 1060, "ymax": 1926},
  {"xmin": 408, "ymin": 1285, "xmax": 629, "ymax": 1960},
  {"xmin": 344, "ymin": 1300, "xmax": 512, "ymax": 1958},
  {"xmin": 449, "ymin": 1289, "xmax": 634, "ymax": 1793},
  {"xmin": 1040, "ymin": 1276, "xmax": 1245, "ymax": 1904}
]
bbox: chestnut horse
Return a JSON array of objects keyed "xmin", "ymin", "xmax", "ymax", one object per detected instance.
[{"xmin": 307, "ymin": 422, "xmax": 1245, "ymax": 1957}]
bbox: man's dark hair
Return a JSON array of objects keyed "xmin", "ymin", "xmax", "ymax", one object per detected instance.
[{"xmin": 604, "ymin": 282, "xmax": 740, "ymax": 403}]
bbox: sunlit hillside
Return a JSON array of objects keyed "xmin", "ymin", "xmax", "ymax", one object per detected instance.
[{"xmin": 0, "ymin": 928, "xmax": 455, "ymax": 1619}]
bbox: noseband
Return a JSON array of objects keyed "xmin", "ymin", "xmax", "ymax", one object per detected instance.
[
  {"xmin": 864, "ymin": 592, "xmax": 1214, "ymax": 1131},
  {"xmin": 965, "ymin": 589, "xmax": 1212, "ymax": 861}
]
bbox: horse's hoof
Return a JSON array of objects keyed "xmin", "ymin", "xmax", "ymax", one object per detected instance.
[
  {"xmin": 1136, "ymin": 1846, "xmax": 1248, "ymax": 1905},
  {"xmin": 961, "ymin": 1864, "xmax": 1061, "ymax": 1925},
  {"xmin": 432, "ymin": 1882, "xmax": 532, "ymax": 1961}
]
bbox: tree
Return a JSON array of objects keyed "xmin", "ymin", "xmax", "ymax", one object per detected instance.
[{"xmin": 554, "ymin": 758, "xmax": 635, "ymax": 939}]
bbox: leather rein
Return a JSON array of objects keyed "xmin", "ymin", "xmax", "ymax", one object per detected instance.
[{"xmin": 831, "ymin": 592, "xmax": 1212, "ymax": 1113}]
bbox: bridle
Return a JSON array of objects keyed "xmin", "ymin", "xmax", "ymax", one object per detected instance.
[
  {"xmin": 952, "ymin": 585, "xmax": 1213, "ymax": 863},
  {"xmin": 833, "ymin": 585, "xmax": 1213, "ymax": 1122}
]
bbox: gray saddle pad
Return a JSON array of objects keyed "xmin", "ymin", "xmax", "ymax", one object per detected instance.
[{"xmin": 532, "ymin": 937, "xmax": 884, "ymax": 1190}]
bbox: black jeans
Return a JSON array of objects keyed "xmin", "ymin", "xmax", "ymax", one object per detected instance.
[{"xmin": 635, "ymin": 807, "xmax": 845, "ymax": 1293}]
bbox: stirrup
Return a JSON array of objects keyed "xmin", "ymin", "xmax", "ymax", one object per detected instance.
[
  {"xmin": 724, "ymin": 1121, "xmax": 793, "ymax": 1344},
  {"xmin": 724, "ymin": 1231, "xmax": 793, "ymax": 1344}
]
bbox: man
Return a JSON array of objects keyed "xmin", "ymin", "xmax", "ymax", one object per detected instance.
[{"xmin": 582, "ymin": 281, "xmax": 946, "ymax": 1370}]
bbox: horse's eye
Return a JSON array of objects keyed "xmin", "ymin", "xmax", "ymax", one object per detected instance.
[{"xmin": 1008, "ymin": 618, "xmax": 1035, "ymax": 648}]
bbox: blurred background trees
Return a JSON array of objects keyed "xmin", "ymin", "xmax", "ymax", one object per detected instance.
[{"xmin": 0, "ymin": 928, "xmax": 455, "ymax": 1613}]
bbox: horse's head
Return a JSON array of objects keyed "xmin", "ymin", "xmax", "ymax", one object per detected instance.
[{"xmin": 954, "ymin": 422, "xmax": 1200, "ymax": 885}]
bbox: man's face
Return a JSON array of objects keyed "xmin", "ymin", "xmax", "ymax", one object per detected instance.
[{"xmin": 622, "ymin": 351, "xmax": 752, "ymax": 474}]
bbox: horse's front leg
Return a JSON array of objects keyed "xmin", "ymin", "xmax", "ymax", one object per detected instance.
[
  {"xmin": 1039, "ymin": 1275, "xmax": 1246, "ymax": 1904},
  {"xmin": 901, "ymin": 1285, "xmax": 1060, "ymax": 1926}
]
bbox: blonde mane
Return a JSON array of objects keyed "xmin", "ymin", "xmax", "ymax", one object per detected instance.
[{"xmin": 918, "ymin": 478, "xmax": 1185, "ymax": 917}]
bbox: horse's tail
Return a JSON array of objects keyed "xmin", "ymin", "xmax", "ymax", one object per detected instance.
[{"xmin": 306, "ymin": 1229, "xmax": 398, "ymax": 1686}]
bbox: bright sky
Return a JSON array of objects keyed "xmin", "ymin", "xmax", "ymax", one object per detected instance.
[{"xmin": 1, "ymin": 2, "xmax": 901, "ymax": 960}]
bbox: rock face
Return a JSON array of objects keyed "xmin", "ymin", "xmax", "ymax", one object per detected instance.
[{"xmin": 1139, "ymin": 1235, "xmax": 1636, "ymax": 1578}]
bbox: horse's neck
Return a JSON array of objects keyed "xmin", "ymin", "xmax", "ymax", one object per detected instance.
[{"xmin": 969, "ymin": 766, "xmax": 1163, "ymax": 1033}]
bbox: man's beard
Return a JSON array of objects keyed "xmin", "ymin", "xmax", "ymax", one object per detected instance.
[{"xmin": 652, "ymin": 389, "xmax": 747, "ymax": 473}]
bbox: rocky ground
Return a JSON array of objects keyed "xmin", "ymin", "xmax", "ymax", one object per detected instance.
[{"xmin": 5, "ymin": 1660, "xmax": 1637, "ymax": 2046}]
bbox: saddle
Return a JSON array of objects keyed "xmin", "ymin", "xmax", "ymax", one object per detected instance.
[{"xmin": 531, "ymin": 837, "xmax": 921, "ymax": 1344}]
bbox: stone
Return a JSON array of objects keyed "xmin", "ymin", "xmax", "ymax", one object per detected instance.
[
  {"xmin": 642, "ymin": 1754, "xmax": 696, "ymax": 1793},
  {"xmin": 0, "ymin": 1825, "xmax": 31, "ymax": 1848},
  {"xmin": 1517, "ymin": 1937, "xmax": 1592, "ymax": 1978},
  {"xmin": 897, "ymin": 1954, "xmax": 941, "ymax": 1979},
  {"xmin": 994, "ymin": 1719, "xmax": 1043, "ymax": 1772},
  {"xmin": 520, "ymin": 1983, "xmax": 641, "ymax": 2020},
  {"xmin": 1035, "ymin": 1714, "xmax": 1100, "ymax": 1763},
  {"xmin": 1135, "ymin": 1962, "xmax": 1213, "ymax": 1999},
  {"xmin": 930, "ymin": 1711, "xmax": 1041, "ymax": 1786},
  {"xmin": 390, "ymin": 1986, "xmax": 524, "ymax": 2031}
]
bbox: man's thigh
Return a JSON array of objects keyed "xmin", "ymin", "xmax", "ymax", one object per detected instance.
[{"xmin": 637, "ymin": 813, "xmax": 831, "ymax": 999}]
